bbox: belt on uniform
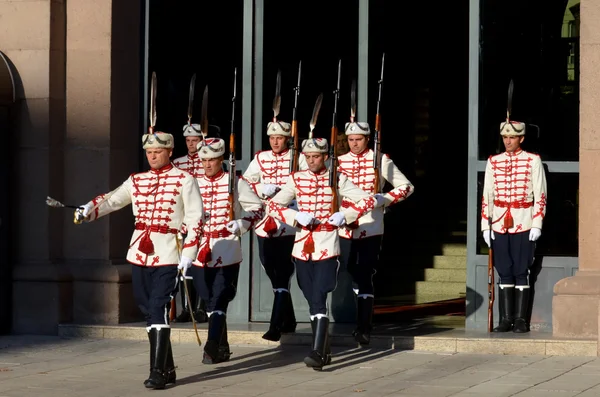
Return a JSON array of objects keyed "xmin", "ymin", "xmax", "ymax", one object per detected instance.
[
  {"xmin": 134, "ymin": 222, "xmax": 178, "ymax": 234},
  {"xmin": 301, "ymin": 223, "xmax": 337, "ymax": 232},
  {"xmin": 203, "ymin": 229, "xmax": 232, "ymax": 238},
  {"xmin": 493, "ymin": 200, "xmax": 533, "ymax": 209}
]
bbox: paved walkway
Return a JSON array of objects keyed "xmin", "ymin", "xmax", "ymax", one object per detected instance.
[{"xmin": 1, "ymin": 335, "xmax": 600, "ymax": 396}]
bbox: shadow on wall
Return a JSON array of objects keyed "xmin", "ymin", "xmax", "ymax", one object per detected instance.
[{"xmin": 0, "ymin": 51, "xmax": 18, "ymax": 334}]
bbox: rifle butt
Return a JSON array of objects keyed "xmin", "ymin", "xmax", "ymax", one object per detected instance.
[
  {"xmin": 170, "ymin": 298, "xmax": 176, "ymax": 322},
  {"xmin": 487, "ymin": 248, "xmax": 494, "ymax": 332}
]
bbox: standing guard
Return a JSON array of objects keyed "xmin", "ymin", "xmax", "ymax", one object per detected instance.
[
  {"xmin": 73, "ymin": 87, "xmax": 204, "ymax": 388},
  {"xmin": 269, "ymin": 136, "xmax": 384, "ymax": 370},
  {"xmin": 481, "ymin": 82, "xmax": 547, "ymax": 333},
  {"xmin": 243, "ymin": 68, "xmax": 307, "ymax": 342},
  {"xmin": 172, "ymin": 75, "xmax": 207, "ymax": 324}
]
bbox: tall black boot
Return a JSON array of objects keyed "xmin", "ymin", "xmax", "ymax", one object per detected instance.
[
  {"xmin": 304, "ymin": 316, "xmax": 330, "ymax": 370},
  {"xmin": 281, "ymin": 291, "xmax": 297, "ymax": 334},
  {"xmin": 203, "ymin": 313, "xmax": 225, "ymax": 364},
  {"xmin": 353, "ymin": 296, "xmax": 374, "ymax": 345},
  {"xmin": 194, "ymin": 298, "xmax": 208, "ymax": 323},
  {"xmin": 175, "ymin": 277, "xmax": 195, "ymax": 323},
  {"xmin": 262, "ymin": 291, "xmax": 287, "ymax": 341},
  {"xmin": 493, "ymin": 285, "xmax": 514, "ymax": 332},
  {"xmin": 217, "ymin": 320, "xmax": 232, "ymax": 363},
  {"xmin": 145, "ymin": 329, "xmax": 176, "ymax": 387},
  {"xmin": 513, "ymin": 286, "xmax": 530, "ymax": 333},
  {"xmin": 144, "ymin": 327, "xmax": 171, "ymax": 389}
]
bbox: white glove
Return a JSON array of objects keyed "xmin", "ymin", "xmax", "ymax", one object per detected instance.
[
  {"xmin": 374, "ymin": 193, "xmax": 386, "ymax": 208},
  {"xmin": 177, "ymin": 256, "xmax": 194, "ymax": 277},
  {"xmin": 483, "ymin": 230, "xmax": 495, "ymax": 248},
  {"xmin": 74, "ymin": 203, "xmax": 93, "ymax": 224},
  {"xmin": 262, "ymin": 183, "xmax": 279, "ymax": 198},
  {"xmin": 327, "ymin": 211, "xmax": 346, "ymax": 227},
  {"xmin": 226, "ymin": 220, "xmax": 241, "ymax": 235},
  {"xmin": 295, "ymin": 212, "xmax": 315, "ymax": 227},
  {"xmin": 529, "ymin": 227, "xmax": 542, "ymax": 241}
]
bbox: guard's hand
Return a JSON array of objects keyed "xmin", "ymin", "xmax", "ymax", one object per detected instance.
[
  {"xmin": 177, "ymin": 256, "xmax": 194, "ymax": 277},
  {"xmin": 374, "ymin": 193, "xmax": 386, "ymax": 208},
  {"xmin": 226, "ymin": 220, "xmax": 241, "ymax": 235},
  {"xmin": 74, "ymin": 203, "xmax": 93, "ymax": 224},
  {"xmin": 529, "ymin": 227, "xmax": 542, "ymax": 241},
  {"xmin": 483, "ymin": 229, "xmax": 495, "ymax": 248},
  {"xmin": 262, "ymin": 183, "xmax": 279, "ymax": 198},
  {"xmin": 295, "ymin": 212, "xmax": 315, "ymax": 227},
  {"xmin": 327, "ymin": 211, "xmax": 346, "ymax": 227}
]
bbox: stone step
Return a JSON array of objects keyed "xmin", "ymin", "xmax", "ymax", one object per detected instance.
[
  {"xmin": 57, "ymin": 323, "xmax": 598, "ymax": 357},
  {"xmin": 409, "ymin": 255, "xmax": 467, "ymax": 269},
  {"xmin": 424, "ymin": 268, "xmax": 466, "ymax": 283},
  {"xmin": 441, "ymin": 243, "xmax": 467, "ymax": 256},
  {"xmin": 416, "ymin": 281, "xmax": 466, "ymax": 296}
]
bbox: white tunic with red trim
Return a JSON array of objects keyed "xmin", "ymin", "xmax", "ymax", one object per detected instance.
[
  {"xmin": 243, "ymin": 150, "xmax": 308, "ymax": 238},
  {"xmin": 481, "ymin": 150, "xmax": 547, "ymax": 234},
  {"xmin": 173, "ymin": 153, "xmax": 204, "ymax": 179},
  {"xmin": 268, "ymin": 169, "xmax": 377, "ymax": 261},
  {"xmin": 85, "ymin": 164, "xmax": 204, "ymax": 267},
  {"xmin": 193, "ymin": 171, "xmax": 263, "ymax": 268},
  {"xmin": 337, "ymin": 149, "xmax": 414, "ymax": 239}
]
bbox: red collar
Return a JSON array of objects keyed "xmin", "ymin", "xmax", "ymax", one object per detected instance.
[
  {"xmin": 188, "ymin": 152, "xmax": 199, "ymax": 159},
  {"xmin": 506, "ymin": 149, "xmax": 523, "ymax": 157},
  {"xmin": 349, "ymin": 148, "xmax": 369, "ymax": 158},
  {"xmin": 272, "ymin": 149, "xmax": 289, "ymax": 157},
  {"xmin": 308, "ymin": 167, "xmax": 328, "ymax": 177},
  {"xmin": 204, "ymin": 169, "xmax": 225, "ymax": 181},
  {"xmin": 150, "ymin": 163, "xmax": 174, "ymax": 174}
]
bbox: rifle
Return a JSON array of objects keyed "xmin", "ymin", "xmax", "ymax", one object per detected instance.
[
  {"xmin": 373, "ymin": 53, "xmax": 385, "ymax": 194},
  {"xmin": 289, "ymin": 61, "xmax": 302, "ymax": 172},
  {"xmin": 329, "ymin": 60, "xmax": 341, "ymax": 214},
  {"xmin": 487, "ymin": 193, "xmax": 495, "ymax": 332},
  {"xmin": 228, "ymin": 67, "xmax": 238, "ymax": 221}
]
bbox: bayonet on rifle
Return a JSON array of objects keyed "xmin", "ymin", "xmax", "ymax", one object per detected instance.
[
  {"xmin": 373, "ymin": 53, "xmax": 385, "ymax": 194},
  {"xmin": 201, "ymin": 85, "xmax": 209, "ymax": 143},
  {"xmin": 329, "ymin": 60, "xmax": 342, "ymax": 214},
  {"xmin": 290, "ymin": 61, "xmax": 302, "ymax": 173},
  {"xmin": 273, "ymin": 69, "xmax": 281, "ymax": 121},
  {"xmin": 187, "ymin": 74, "xmax": 196, "ymax": 126},
  {"xmin": 228, "ymin": 68, "xmax": 238, "ymax": 221}
]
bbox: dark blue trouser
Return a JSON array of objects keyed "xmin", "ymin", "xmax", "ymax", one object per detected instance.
[
  {"xmin": 131, "ymin": 265, "xmax": 178, "ymax": 326},
  {"xmin": 493, "ymin": 231, "xmax": 535, "ymax": 285},
  {"xmin": 258, "ymin": 235, "xmax": 295, "ymax": 290},
  {"xmin": 339, "ymin": 235, "xmax": 381, "ymax": 297},
  {"xmin": 295, "ymin": 257, "xmax": 339, "ymax": 316},
  {"xmin": 192, "ymin": 264, "xmax": 240, "ymax": 313}
]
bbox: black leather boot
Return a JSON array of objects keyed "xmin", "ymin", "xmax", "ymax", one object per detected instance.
[
  {"xmin": 262, "ymin": 291, "xmax": 287, "ymax": 341},
  {"xmin": 281, "ymin": 291, "xmax": 297, "ymax": 334},
  {"xmin": 144, "ymin": 327, "xmax": 171, "ymax": 389},
  {"xmin": 217, "ymin": 321, "xmax": 232, "ymax": 363},
  {"xmin": 353, "ymin": 296, "xmax": 374, "ymax": 345},
  {"xmin": 513, "ymin": 287, "xmax": 530, "ymax": 333},
  {"xmin": 304, "ymin": 316, "xmax": 330, "ymax": 370},
  {"xmin": 175, "ymin": 277, "xmax": 195, "ymax": 323},
  {"xmin": 145, "ymin": 329, "xmax": 176, "ymax": 387},
  {"xmin": 194, "ymin": 298, "xmax": 208, "ymax": 323},
  {"xmin": 493, "ymin": 285, "xmax": 515, "ymax": 332},
  {"xmin": 203, "ymin": 313, "xmax": 226, "ymax": 364}
]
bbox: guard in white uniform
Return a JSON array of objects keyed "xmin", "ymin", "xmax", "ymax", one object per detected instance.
[
  {"xmin": 481, "ymin": 120, "xmax": 547, "ymax": 333},
  {"xmin": 192, "ymin": 138, "xmax": 264, "ymax": 364},
  {"xmin": 75, "ymin": 131, "xmax": 203, "ymax": 389},
  {"xmin": 337, "ymin": 121, "xmax": 414, "ymax": 345},
  {"xmin": 269, "ymin": 137, "xmax": 384, "ymax": 370},
  {"xmin": 243, "ymin": 120, "xmax": 308, "ymax": 342}
]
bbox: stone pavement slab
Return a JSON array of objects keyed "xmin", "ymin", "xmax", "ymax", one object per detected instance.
[{"xmin": 1, "ymin": 335, "xmax": 600, "ymax": 396}]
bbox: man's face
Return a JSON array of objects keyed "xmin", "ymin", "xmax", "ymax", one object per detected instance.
[
  {"xmin": 186, "ymin": 136, "xmax": 202, "ymax": 154},
  {"xmin": 503, "ymin": 135, "xmax": 524, "ymax": 153},
  {"xmin": 146, "ymin": 148, "xmax": 172, "ymax": 170},
  {"xmin": 269, "ymin": 135, "xmax": 288, "ymax": 154},
  {"xmin": 201, "ymin": 157, "xmax": 223, "ymax": 177},
  {"xmin": 347, "ymin": 134, "xmax": 369, "ymax": 154},
  {"xmin": 305, "ymin": 153, "xmax": 328, "ymax": 173}
]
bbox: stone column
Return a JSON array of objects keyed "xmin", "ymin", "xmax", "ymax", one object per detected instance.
[
  {"xmin": 63, "ymin": 0, "xmax": 143, "ymax": 325},
  {"xmin": 552, "ymin": 0, "xmax": 600, "ymax": 340},
  {"xmin": 2, "ymin": 0, "xmax": 71, "ymax": 335}
]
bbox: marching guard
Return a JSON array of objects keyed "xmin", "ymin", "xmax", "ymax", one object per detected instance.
[
  {"xmin": 481, "ymin": 104, "xmax": 547, "ymax": 333},
  {"xmin": 243, "ymin": 120, "xmax": 307, "ymax": 341},
  {"xmin": 172, "ymin": 122, "xmax": 207, "ymax": 324},
  {"xmin": 337, "ymin": 120, "xmax": 414, "ymax": 345},
  {"xmin": 193, "ymin": 137, "xmax": 264, "ymax": 364},
  {"xmin": 74, "ymin": 129, "xmax": 204, "ymax": 389},
  {"xmin": 268, "ymin": 137, "xmax": 384, "ymax": 370}
]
